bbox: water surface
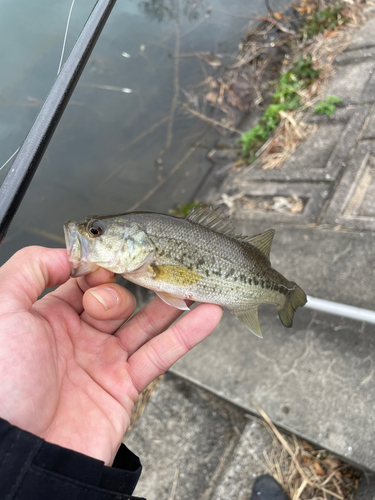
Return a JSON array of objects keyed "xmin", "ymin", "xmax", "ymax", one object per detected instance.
[{"xmin": 0, "ymin": 0, "xmax": 285, "ymax": 264}]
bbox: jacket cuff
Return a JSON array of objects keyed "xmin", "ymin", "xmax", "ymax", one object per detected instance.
[{"xmin": 0, "ymin": 418, "xmax": 142, "ymax": 498}]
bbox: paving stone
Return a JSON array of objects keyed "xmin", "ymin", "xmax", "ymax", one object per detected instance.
[
  {"xmin": 335, "ymin": 46, "xmax": 375, "ymax": 66},
  {"xmin": 125, "ymin": 373, "xmax": 245, "ymax": 500},
  {"xmin": 172, "ymin": 305, "xmax": 375, "ymax": 472},
  {"xmin": 355, "ymin": 472, "xmax": 375, "ymax": 500},
  {"xmin": 323, "ymin": 141, "xmax": 375, "ymax": 230},
  {"xmin": 324, "ymin": 61, "xmax": 374, "ymax": 104},
  {"xmin": 235, "ymin": 107, "xmax": 369, "ymax": 182},
  {"xmin": 345, "ymin": 16, "xmax": 375, "ymax": 51},
  {"xmin": 224, "ymin": 182, "xmax": 332, "ymax": 224},
  {"xmin": 305, "ymin": 106, "xmax": 350, "ymax": 124},
  {"xmin": 361, "ymin": 71, "xmax": 375, "ymax": 103},
  {"xmin": 211, "ymin": 419, "xmax": 274, "ymax": 500},
  {"xmin": 362, "ymin": 108, "xmax": 375, "ymax": 140}
]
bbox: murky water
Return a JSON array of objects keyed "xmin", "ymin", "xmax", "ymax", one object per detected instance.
[{"xmin": 0, "ymin": 0, "xmax": 285, "ymax": 264}]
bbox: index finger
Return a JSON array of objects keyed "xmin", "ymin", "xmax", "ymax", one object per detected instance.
[{"xmin": 128, "ymin": 303, "xmax": 222, "ymax": 393}]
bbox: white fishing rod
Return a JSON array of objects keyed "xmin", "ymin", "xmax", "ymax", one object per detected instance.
[{"xmin": 305, "ymin": 296, "xmax": 375, "ymax": 325}]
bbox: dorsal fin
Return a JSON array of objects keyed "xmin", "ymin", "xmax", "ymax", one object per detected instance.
[
  {"xmin": 186, "ymin": 205, "xmax": 236, "ymax": 237},
  {"xmin": 237, "ymin": 229, "xmax": 275, "ymax": 260}
]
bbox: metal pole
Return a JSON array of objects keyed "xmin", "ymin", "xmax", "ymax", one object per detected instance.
[
  {"xmin": 0, "ymin": 0, "xmax": 117, "ymax": 244},
  {"xmin": 305, "ymin": 296, "xmax": 375, "ymax": 325}
]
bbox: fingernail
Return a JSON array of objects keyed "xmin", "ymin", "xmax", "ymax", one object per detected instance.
[{"xmin": 89, "ymin": 288, "xmax": 118, "ymax": 311}]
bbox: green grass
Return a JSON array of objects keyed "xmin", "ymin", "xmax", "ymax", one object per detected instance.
[
  {"xmin": 240, "ymin": 55, "xmax": 321, "ymax": 159},
  {"xmin": 169, "ymin": 201, "xmax": 204, "ymax": 218},
  {"xmin": 301, "ymin": 3, "xmax": 348, "ymax": 39},
  {"xmin": 314, "ymin": 95, "xmax": 342, "ymax": 116}
]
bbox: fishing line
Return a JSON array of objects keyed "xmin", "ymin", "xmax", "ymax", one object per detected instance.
[
  {"xmin": 0, "ymin": 0, "xmax": 78, "ymax": 174},
  {"xmin": 57, "ymin": 0, "xmax": 77, "ymax": 75},
  {"xmin": 0, "ymin": 148, "xmax": 20, "ymax": 172}
]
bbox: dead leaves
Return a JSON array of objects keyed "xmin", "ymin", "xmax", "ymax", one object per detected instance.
[
  {"xmin": 249, "ymin": 401, "xmax": 362, "ymax": 500},
  {"xmin": 239, "ymin": 195, "xmax": 304, "ymax": 214},
  {"xmin": 257, "ymin": 113, "xmax": 317, "ymax": 170}
]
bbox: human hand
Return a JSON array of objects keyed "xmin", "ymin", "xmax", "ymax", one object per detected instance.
[{"xmin": 0, "ymin": 246, "xmax": 222, "ymax": 465}]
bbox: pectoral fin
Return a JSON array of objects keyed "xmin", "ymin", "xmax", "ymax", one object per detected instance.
[
  {"xmin": 121, "ymin": 253, "xmax": 155, "ymax": 277},
  {"xmin": 232, "ymin": 307, "xmax": 263, "ymax": 338},
  {"xmin": 156, "ymin": 291, "xmax": 190, "ymax": 311}
]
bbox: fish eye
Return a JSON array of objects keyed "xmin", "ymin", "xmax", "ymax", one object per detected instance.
[{"xmin": 88, "ymin": 220, "xmax": 104, "ymax": 238}]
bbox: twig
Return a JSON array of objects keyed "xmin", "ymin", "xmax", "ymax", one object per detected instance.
[
  {"xmin": 256, "ymin": 16, "xmax": 297, "ymax": 35},
  {"xmin": 169, "ymin": 468, "xmax": 179, "ymax": 500},
  {"xmin": 279, "ymin": 111, "xmax": 303, "ymax": 138},
  {"xmin": 126, "ymin": 139, "xmax": 202, "ymax": 212},
  {"xmin": 292, "ymin": 478, "xmax": 308, "ymax": 500},
  {"xmin": 183, "ymin": 104, "xmax": 242, "ymax": 135},
  {"xmin": 265, "ymin": 0, "xmax": 275, "ymax": 18},
  {"xmin": 250, "ymin": 398, "xmax": 344, "ymax": 500},
  {"xmin": 166, "ymin": 21, "xmax": 181, "ymax": 149},
  {"xmin": 100, "ymin": 115, "xmax": 169, "ymax": 186}
]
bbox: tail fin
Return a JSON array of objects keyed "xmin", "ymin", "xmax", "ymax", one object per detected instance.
[{"xmin": 277, "ymin": 283, "xmax": 307, "ymax": 328}]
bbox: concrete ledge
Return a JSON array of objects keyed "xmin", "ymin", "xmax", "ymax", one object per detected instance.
[
  {"xmin": 172, "ymin": 304, "xmax": 375, "ymax": 471},
  {"xmin": 125, "ymin": 373, "xmax": 245, "ymax": 500}
]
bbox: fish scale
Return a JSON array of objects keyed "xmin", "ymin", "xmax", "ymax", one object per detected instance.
[{"xmin": 64, "ymin": 205, "xmax": 307, "ymax": 338}]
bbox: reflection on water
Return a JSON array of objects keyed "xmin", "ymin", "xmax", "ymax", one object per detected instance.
[
  {"xmin": 0, "ymin": 0, "xmax": 284, "ymax": 265},
  {"xmin": 140, "ymin": 0, "xmax": 207, "ymax": 22}
]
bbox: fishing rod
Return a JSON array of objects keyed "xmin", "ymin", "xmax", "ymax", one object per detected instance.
[{"xmin": 0, "ymin": 0, "xmax": 117, "ymax": 244}]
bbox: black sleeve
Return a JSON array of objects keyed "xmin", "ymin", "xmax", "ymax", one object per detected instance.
[{"xmin": 0, "ymin": 418, "xmax": 145, "ymax": 500}]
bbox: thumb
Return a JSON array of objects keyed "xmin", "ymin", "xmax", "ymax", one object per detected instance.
[{"xmin": 0, "ymin": 246, "xmax": 71, "ymax": 311}]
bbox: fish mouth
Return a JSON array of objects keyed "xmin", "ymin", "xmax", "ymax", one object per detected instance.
[{"xmin": 63, "ymin": 221, "xmax": 93, "ymax": 277}]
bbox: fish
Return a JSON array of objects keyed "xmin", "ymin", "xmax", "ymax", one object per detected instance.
[{"xmin": 63, "ymin": 205, "xmax": 307, "ymax": 338}]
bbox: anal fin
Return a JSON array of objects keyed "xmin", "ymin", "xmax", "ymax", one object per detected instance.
[
  {"xmin": 156, "ymin": 291, "xmax": 190, "ymax": 311},
  {"xmin": 232, "ymin": 307, "xmax": 263, "ymax": 338}
]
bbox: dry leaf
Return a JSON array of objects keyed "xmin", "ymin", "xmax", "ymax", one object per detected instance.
[
  {"xmin": 314, "ymin": 462, "xmax": 326, "ymax": 476},
  {"xmin": 324, "ymin": 458, "xmax": 341, "ymax": 470},
  {"xmin": 324, "ymin": 31, "xmax": 341, "ymax": 39},
  {"xmin": 206, "ymin": 91, "xmax": 218, "ymax": 104}
]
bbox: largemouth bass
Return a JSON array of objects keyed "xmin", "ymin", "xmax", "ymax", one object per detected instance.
[{"xmin": 64, "ymin": 205, "xmax": 306, "ymax": 338}]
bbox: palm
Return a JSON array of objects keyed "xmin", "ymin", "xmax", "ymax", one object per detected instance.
[
  {"xmin": 5, "ymin": 301, "xmax": 132, "ymax": 465},
  {"xmin": 0, "ymin": 247, "xmax": 222, "ymax": 465}
]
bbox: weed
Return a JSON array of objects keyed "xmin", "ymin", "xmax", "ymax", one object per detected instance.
[
  {"xmin": 240, "ymin": 54, "xmax": 321, "ymax": 158},
  {"xmin": 301, "ymin": 3, "xmax": 348, "ymax": 39},
  {"xmin": 169, "ymin": 201, "xmax": 204, "ymax": 218},
  {"xmin": 273, "ymin": 72, "xmax": 302, "ymax": 109},
  {"xmin": 314, "ymin": 95, "xmax": 342, "ymax": 116},
  {"xmin": 240, "ymin": 124, "xmax": 269, "ymax": 158},
  {"xmin": 291, "ymin": 54, "xmax": 321, "ymax": 84}
]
